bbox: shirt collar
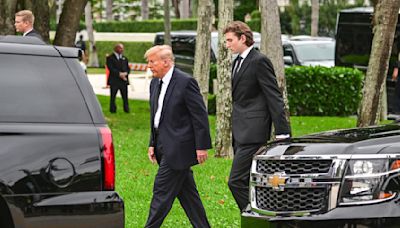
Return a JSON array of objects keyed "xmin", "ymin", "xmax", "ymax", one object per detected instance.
[
  {"xmin": 240, "ymin": 45, "xmax": 254, "ymax": 60},
  {"xmin": 160, "ymin": 65, "xmax": 174, "ymax": 85},
  {"xmin": 114, "ymin": 52, "xmax": 121, "ymax": 59},
  {"xmin": 23, "ymin": 28, "xmax": 33, "ymax": 36}
]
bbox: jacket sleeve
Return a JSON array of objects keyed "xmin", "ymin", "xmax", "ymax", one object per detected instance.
[
  {"xmin": 148, "ymin": 79, "xmax": 155, "ymax": 147},
  {"xmin": 255, "ymin": 55, "xmax": 291, "ymax": 135},
  {"xmin": 106, "ymin": 56, "xmax": 120, "ymax": 76},
  {"xmin": 183, "ymin": 78, "xmax": 212, "ymax": 150}
]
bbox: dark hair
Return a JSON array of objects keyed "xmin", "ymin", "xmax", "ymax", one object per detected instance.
[{"xmin": 223, "ymin": 21, "xmax": 254, "ymax": 47}]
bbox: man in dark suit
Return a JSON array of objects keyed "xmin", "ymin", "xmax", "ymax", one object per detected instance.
[
  {"xmin": 106, "ymin": 43, "xmax": 130, "ymax": 113},
  {"xmin": 223, "ymin": 21, "xmax": 291, "ymax": 211},
  {"xmin": 144, "ymin": 45, "xmax": 211, "ymax": 228},
  {"xmin": 14, "ymin": 10, "xmax": 43, "ymax": 40}
]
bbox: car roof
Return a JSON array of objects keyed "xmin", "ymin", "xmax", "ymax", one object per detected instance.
[
  {"xmin": 340, "ymin": 7, "xmax": 373, "ymax": 13},
  {"xmin": 283, "ymin": 39, "xmax": 335, "ymax": 47},
  {"xmin": 289, "ymin": 35, "xmax": 334, "ymax": 41},
  {"xmin": 155, "ymin": 30, "xmax": 261, "ymax": 39},
  {"xmin": 0, "ymin": 35, "xmax": 81, "ymax": 58}
]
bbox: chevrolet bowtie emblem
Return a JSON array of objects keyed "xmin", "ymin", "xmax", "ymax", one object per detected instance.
[{"xmin": 268, "ymin": 172, "xmax": 287, "ymax": 191}]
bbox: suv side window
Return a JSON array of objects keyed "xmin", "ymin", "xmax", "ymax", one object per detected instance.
[
  {"xmin": 283, "ymin": 45, "xmax": 295, "ymax": 59},
  {"xmin": 0, "ymin": 54, "xmax": 92, "ymax": 123}
]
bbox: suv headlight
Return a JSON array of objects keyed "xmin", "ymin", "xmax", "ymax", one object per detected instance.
[{"xmin": 339, "ymin": 159, "xmax": 400, "ymax": 205}]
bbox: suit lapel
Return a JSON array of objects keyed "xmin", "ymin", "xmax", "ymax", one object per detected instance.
[
  {"xmin": 150, "ymin": 79, "xmax": 158, "ymax": 120},
  {"xmin": 232, "ymin": 48, "xmax": 256, "ymax": 92},
  {"xmin": 159, "ymin": 69, "xmax": 177, "ymax": 124}
]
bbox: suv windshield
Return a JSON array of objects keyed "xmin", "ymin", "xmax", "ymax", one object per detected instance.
[
  {"xmin": 0, "ymin": 53, "xmax": 92, "ymax": 123},
  {"xmin": 294, "ymin": 42, "xmax": 335, "ymax": 62}
]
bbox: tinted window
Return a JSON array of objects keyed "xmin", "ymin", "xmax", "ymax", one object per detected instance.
[
  {"xmin": 0, "ymin": 54, "xmax": 92, "ymax": 123},
  {"xmin": 293, "ymin": 42, "xmax": 335, "ymax": 62},
  {"xmin": 335, "ymin": 11, "xmax": 400, "ymax": 70}
]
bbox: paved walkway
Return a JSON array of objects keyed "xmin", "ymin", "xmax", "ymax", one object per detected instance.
[
  {"xmin": 87, "ymin": 73, "xmax": 150, "ymax": 101},
  {"xmin": 50, "ymin": 31, "xmax": 156, "ymax": 42}
]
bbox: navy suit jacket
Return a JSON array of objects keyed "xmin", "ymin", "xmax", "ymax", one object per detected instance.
[
  {"xmin": 232, "ymin": 48, "xmax": 291, "ymax": 144},
  {"xmin": 25, "ymin": 29, "xmax": 43, "ymax": 40},
  {"xmin": 149, "ymin": 68, "xmax": 212, "ymax": 170},
  {"xmin": 106, "ymin": 54, "xmax": 130, "ymax": 86}
]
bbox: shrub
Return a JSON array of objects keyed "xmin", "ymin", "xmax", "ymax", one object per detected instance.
[
  {"xmin": 93, "ymin": 19, "xmax": 197, "ymax": 33},
  {"xmin": 208, "ymin": 94, "xmax": 216, "ymax": 115},
  {"xmin": 209, "ymin": 64, "xmax": 217, "ymax": 93},
  {"xmin": 286, "ymin": 66, "xmax": 364, "ymax": 116}
]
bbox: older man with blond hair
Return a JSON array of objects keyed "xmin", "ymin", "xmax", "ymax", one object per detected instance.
[
  {"xmin": 14, "ymin": 10, "xmax": 42, "ymax": 40},
  {"xmin": 144, "ymin": 45, "xmax": 211, "ymax": 228}
]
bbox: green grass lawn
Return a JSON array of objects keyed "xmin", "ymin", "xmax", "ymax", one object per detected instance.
[{"xmin": 96, "ymin": 95, "xmax": 374, "ymax": 227}]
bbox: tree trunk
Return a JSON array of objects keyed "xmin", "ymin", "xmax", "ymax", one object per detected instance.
[
  {"xmin": 215, "ymin": 0, "xmax": 233, "ymax": 158},
  {"xmin": 0, "ymin": 0, "xmax": 18, "ymax": 35},
  {"xmin": 357, "ymin": 0, "xmax": 400, "ymax": 127},
  {"xmin": 181, "ymin": 0, "xmax": 190, "ymax": 18},
  {"xmin": 141, "ymin": 0, "xmax": 149, "ymax": 20},
  {"xmin": 172, "ymin": 0, "xmax": 180, "ymax": 18},
  {"xmin": 54, "ymin": 0, "xmax": 88, "ymax": 47},
  {"xmin": 106, "ymin": 0, "xmax": 113, "ymax": 21},
  {"xmin": 311, "ymin": 0, "xmax": 319, "ymax": 36},
  {"xmin": 85, "ymin": 2, "xmax": 99, "ymax": 67},
  {"xmin": 193, "ymin": 0, "xmax": 212, "ymax": 106},
  {"xmin": 260, "ymin": 0, "xmax": 291, "ymax": 136},
  {"xmin": 164, "ymin": 0, "xmax": 172, "ymax": 46}
]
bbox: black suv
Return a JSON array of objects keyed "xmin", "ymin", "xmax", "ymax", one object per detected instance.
[
  {"xmin": 242, "ymin": 124, "xmax": 400, "ymax": 227},
  {"xmin": 0, "ymin": 36, "xmax": 124, "ymax": 228}
]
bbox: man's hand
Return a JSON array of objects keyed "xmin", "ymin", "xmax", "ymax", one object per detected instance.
[
  {"xmin": 119, "ymin": 72, "xmax": 128, "ymax": 81},
  {"xmin": 148, "ymin": 147, "xmax": 157, "ymax": 164},
  {"xmin": 196, "ymin": 150, "xmax": 208, "ymax": 164}
]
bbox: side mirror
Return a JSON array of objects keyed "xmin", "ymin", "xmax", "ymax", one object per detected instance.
[{"xmin": 283, "ymin": 56, "xmax": 293, "ymax": 65}]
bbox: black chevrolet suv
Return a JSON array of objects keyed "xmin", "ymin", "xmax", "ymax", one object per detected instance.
[
  {"xmin": 0, "ymin": 36, "xmax": 124, "ymax": 228},
  {"xmin": 242, "ymin": 124, "xmax": 400, "ymax": 227}
]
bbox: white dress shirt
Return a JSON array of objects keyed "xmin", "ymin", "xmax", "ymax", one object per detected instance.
[
  {"xmin": 236, "ymin": 45, "xmax": 253, "ymax": 71},
  {"xmin": 154, "ymin": 66, "xmax": 174, "ymax": 128},
  {"xmin": 114, "ymin": 52, "xmax": 122, "ymax": 60}
]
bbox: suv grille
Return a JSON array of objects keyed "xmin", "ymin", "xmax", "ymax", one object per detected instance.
[
  {"xmin": 256, "ymin": 159, "xmax": 332, "ymax": 174},
  {"xmin": 255, "ymin": 187, "xmax": 326, "ymax": 212}
]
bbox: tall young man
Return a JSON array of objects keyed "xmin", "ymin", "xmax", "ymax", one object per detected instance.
[{"xmin": 224, "ymin": 21, "xmax": 291, "ymax": 211}]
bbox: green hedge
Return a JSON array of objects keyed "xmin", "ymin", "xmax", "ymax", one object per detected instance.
[
  {"xmin": 52, "ymin": 19, "xmax": 199, "ymax": 33},
  {"xmin": 207, "ymin": 66, "xmax": 364, "ymax": 116},
  {"xmin": 286, "ymin": 66, "xmax": 364, "ymax": 116},
  {"xmin": 94, "ymin": 41, "xmax": 153, "ymax": 67},
  {"xmin": 209, "ymin": 64, "xmax": 217, "ymax": 93},
  {"xmin": 208, "ymin": 94, "xmax": 216, "ymax": 115},
  {"xmin": 95, "ymin": 19, "xmax": 198, "ymax": 32}
]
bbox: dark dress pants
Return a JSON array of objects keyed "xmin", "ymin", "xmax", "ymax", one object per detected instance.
[
  {"xmin": 228, "ymin": 141, "xmax": 263, "ymax": 211},
  {"xmin": 145, "ymin": 140, "xmax": 210, "ymax": 228},
  {"xmin": 110, "ymin": 84, "xmax": 129, "ymax": 113}
]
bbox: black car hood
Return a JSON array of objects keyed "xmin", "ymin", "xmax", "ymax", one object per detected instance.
[{"xmin": 261, "ymin": 123, "xmax": 400, "ymax": 156}]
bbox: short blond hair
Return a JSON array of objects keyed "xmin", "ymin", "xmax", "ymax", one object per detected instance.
[
  {"xmin": 144, "ymin": 45, "xmax": 175, "ymax": 61},
  {"xmin": 15, "ymin": 10, "xmax": 35, "ymax": 25}
]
